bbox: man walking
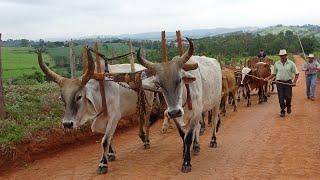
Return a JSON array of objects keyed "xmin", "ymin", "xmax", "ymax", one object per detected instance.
[
  {"xmin": 265, "ymin": 49, "xmax": 299, "ymax": 117},
  {"xmin": 302, "ymin": 54, "xmax": 320, "ymax": 101}
]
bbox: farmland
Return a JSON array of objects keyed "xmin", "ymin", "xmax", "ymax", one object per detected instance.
[{"xmin": 1, "ymin": 47, "xmax": 52, "ymax": 80}]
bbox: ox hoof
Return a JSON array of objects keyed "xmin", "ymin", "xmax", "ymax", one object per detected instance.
[
  {"xmin": 144, "ymin": 143, "xmax": 150, "ymax": 149},
  {"xmin": 193, "ymin": 145, "xmax": 200, "ymax": 155},
  {"xmin": 210, "ymin": 141, "xmax": 218, "ymax": 148},
  {"xmin": 200, "ymin": 128, "xmax": 205, "ymax": 135},
  {"xmin": 97, "ymin": 166, "xmax": 108, "ymax": 174},
  {"xmin": 107, "ymin": 154, "xmax": 116, "ymax": 162},
  {"xmin": 181, "ymin": 163, "xmax": 192, "ymax": 173}
]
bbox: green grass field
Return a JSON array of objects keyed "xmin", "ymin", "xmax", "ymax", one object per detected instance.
[{"xmin": 2, "ymin": 47, "xmax": 52, "ymax": 80}]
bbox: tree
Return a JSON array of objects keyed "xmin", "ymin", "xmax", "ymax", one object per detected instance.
[{"xmin": 20, "ymin": 39, "xmax": 29, "ymax": 47}]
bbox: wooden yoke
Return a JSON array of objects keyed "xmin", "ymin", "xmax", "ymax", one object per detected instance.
[
  {"xmin": 161, "ymin": 31, "xmax": 167, "ymax": 63},
  {"xmin": 128, "ymin": 39, "xmax": 136, "ymax": 72},
  {"xmin": 94, "ymin": 42, "xmax": 108, "ymax": 116},
  {"xmin": 176, "ymin": 30, "xmax": 192, "ymax": 110}
]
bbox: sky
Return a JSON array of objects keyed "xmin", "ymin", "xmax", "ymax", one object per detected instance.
[{"xmin": 1, "ymin": 0, "xmax": 319, "ymax": 40}]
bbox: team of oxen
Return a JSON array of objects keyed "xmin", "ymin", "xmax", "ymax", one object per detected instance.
[{"xmin": 36, "ymin": 39, "xmax": 275, "ymax": 174}]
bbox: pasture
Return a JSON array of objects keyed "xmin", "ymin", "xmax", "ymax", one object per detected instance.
[{"xmin": 2, "ymin": 47, "xmax": 52, "ymax": 80}]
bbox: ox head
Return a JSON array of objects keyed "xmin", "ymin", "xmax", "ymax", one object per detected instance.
[
  {"xmin": 137, "ymin": 38, "xmax": 197, "ymax": 119},
  {"xmin": 240, "ymin": 67, "xmax": 252, "ymax": 86},
  {"xmin": 37, "ymin": 47, "xmax": 96, "ymax": 129}
]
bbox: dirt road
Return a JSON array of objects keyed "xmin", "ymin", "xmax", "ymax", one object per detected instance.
[{"xmin": 2, "ymin": 56, "xmax": 320, "ymax": 179}]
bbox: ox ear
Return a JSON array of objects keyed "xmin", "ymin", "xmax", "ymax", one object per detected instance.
[{"xmin": 182, "ymin": 71, "xmax": 196, "ymax": 84}]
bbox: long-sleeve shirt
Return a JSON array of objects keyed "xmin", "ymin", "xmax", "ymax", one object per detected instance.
[{"xmin": 302, "ymin": 60, "xmax": 320, "ymax": 75}]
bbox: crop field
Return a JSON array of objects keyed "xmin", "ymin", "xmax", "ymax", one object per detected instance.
[{"xmin": 1, "ymin": 47, "xmax": 52, "ymax": 80}]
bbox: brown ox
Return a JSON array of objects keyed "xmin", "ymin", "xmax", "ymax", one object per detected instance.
[
  {"xmin": 247, "ymin": 57, "xmax": 274, "ymax": 68},
  {"xmin": 220, "ymin": 68, "xmax": 237, "ymax": 116},
  {"xmin": 241, "ymin": 62, "xmax": 271, "ymax": 106}
]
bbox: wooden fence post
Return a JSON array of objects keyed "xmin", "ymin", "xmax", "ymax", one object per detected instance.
[
  {"xmin": 161, "ymin": 31, "xmax": 167, "ymax": 63},
  {"xmin": 69, "ymin": 40, "xmax": 76, "ymax": 78},
  {"xmin": 0, "ymin": 33, "xmax": 4, "ymax": 119},
  {"xmin": 94, "ymin": 42, "xmax": 108, "ymax": 115},
  {"xmin": 128, "ymin": 39, "xmax": 135, "ymax": 72}
]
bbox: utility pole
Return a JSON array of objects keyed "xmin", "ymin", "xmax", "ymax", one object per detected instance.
[{"xmin": 0, "ymin": 33, "xmax": 5, "ymax": 119}]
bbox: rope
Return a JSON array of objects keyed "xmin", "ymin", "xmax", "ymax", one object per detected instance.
[
  {"xmin": 88, "ymin": 48, "xmax": 135, "ymax": 61},
  {"xmin": 235, "ymin": 71, "xmax": 296, "ymax": 86}
]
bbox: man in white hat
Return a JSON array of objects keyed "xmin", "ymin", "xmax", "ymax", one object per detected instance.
[
  {"xmin": 265, "ymin": 49, "xmax": 299, "ymax": 117},
  {"xmin": 302, "ymin": 54, "xmax": 320, "ymax": 101}
]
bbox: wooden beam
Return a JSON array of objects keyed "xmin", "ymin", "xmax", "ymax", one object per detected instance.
[
  {"xmin": 128, "ymin": 39, "xmax": 135, "ymax": 72},
  {"xmin": 161, "ymin": 31, "xmax": 167, "ymax": 63},
  {"xmin": 82, "ymin": 44, "xmax": 88, "ymax": 74},
  {"xmin": 176, "ymin": 30, "xmax": 184, "ymax": 56},
  {"xmin": 69, "ymin": 40, "xmax": 76, "ymax": 78},
  {"xmin": 0, "ymin": 33, "xmax": 4, "ymax": 119},
  {"xmin": 111, "ymin": 47, "xmax": 117, "ymax": 65},
  {"xmin": 94, "ymin": 42, "xmax": 108, "ymax": 115}
]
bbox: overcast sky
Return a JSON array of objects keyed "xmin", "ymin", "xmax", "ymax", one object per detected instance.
[{"xmin": 1, "ymin": 0, "xmax": 319, "ymax": 40}]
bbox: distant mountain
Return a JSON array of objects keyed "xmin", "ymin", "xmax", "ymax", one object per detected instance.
[
  {"xmin": 255, "ymin": 24, "xmax": 320, "ymax": 39},
  {"xmin": 77, "ymin": 27, "xmax": 259, "ymax": 41}
]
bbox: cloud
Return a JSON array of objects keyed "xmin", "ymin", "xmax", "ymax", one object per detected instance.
[{"xmin": 0, "ymin": 0, "xmax": 319, "ymax": 40}]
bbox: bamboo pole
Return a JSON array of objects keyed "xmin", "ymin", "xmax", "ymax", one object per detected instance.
[
  {"xmin": 128, "ymin": 39, "xmax": 135, "ymax": 72},
  {"xmin": 161, "ymin": 31, "xmax": 167, "ymax": 63},
  {"xmin": 94, "ymin": 42, "xmax": 108, "ymax": 115},
  {"xmin": 0, "ymin": 33, "xmax": 4, "ymax": 119}
]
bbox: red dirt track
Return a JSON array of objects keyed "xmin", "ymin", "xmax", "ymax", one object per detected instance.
[{"xmin": 2, "ymin": 56, "xmax": 320, "ymax": 179}]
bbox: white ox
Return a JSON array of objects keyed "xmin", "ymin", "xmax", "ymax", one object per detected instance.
[
  {"xmin": 136, "ymin": 38, "xmax": 222, "ymax": 173},
  {"xmin": 36, "ymin": 48, "xmax": 155, "ymax": 174}
]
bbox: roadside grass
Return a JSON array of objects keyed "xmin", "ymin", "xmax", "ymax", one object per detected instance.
[{"xmin": 0, "ymin": 83, "xmax": 63, "ymax": 145}]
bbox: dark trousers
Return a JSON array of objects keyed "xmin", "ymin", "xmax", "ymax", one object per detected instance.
[{"xmin": 276, "ymin": 80, "xmax": 292, "ymax": 112}]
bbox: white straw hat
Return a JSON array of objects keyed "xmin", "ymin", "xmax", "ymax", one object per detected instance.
[
  {"xmin": 279, "ymin": 49, "xmax": 287, "ymax": 56},
  {"xmin": 308, "ymin": 54, "xmax": 315, "ymax": 58}
]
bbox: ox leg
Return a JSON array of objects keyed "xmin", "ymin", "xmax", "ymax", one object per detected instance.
[
  {"xmin": 199, "ymin": 112, "xmax": 206, "ymax": 135},
  {"xmin": 245, "ymin": 85, "xmax": 251, "ymax": 107},
  {"xmin": 193, "ymin": 122, "xmax": 201, "ymax": 155},
  {"xmin": 264, "ymin": 84, "xmax": 268, "ymax": 102},
  {"xmin": 144, "ymin": 110, "xmax": 152, "ymax": 149},
  {"xmin": 97, "ymin": 116, "xmax": 119, "ymax": 174},
  {"xmin": 237, "ymin": 87, "xmax": 241, "ymax": 101},
  {"xmin": 175, "ymin": 115, "xmax": 198, "ymax": 173},
  {"xmin": 210, "ymin": 107, "xmax": 220, "ymax": 148},
  {"xmin": 232, "ymin": 91, "xmax": 237, "ymax": 112},
  {"xmin": 208, "ymin": 110, "xmax": 212, "ymax": 126},
  {"xmin": 220, "ymin": 95, "xmax": 227, "ymax": 116},
  {"xmin": 162, "ymin": 111, "xmax": 170, "ymax": 133},
  {"xmin": 258, "ymin": 87, "xmax": 263, "ymax": 104},
  {"xmin": 107, "ymin": 144, "xmax": 116, "ymax": 162}
]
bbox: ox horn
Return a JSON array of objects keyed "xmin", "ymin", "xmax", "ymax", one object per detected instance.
[
  {"xmin": 37, "ymin": 48, "xmax": 64, "ymax": 85},
  {"xmin": 80, "ymin": 46, "xmax": 95, "ymax": 86},
  {"xmin": 137, "ymin": 48, "xmax": 156, "ymax": 72},
  {"xmin": 183, "ymin": 63, "xmax": 198, "ymax": 71},
  {"xmin": 181, "ymin": 37, "xmax": 194, "ymax": 64}
]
